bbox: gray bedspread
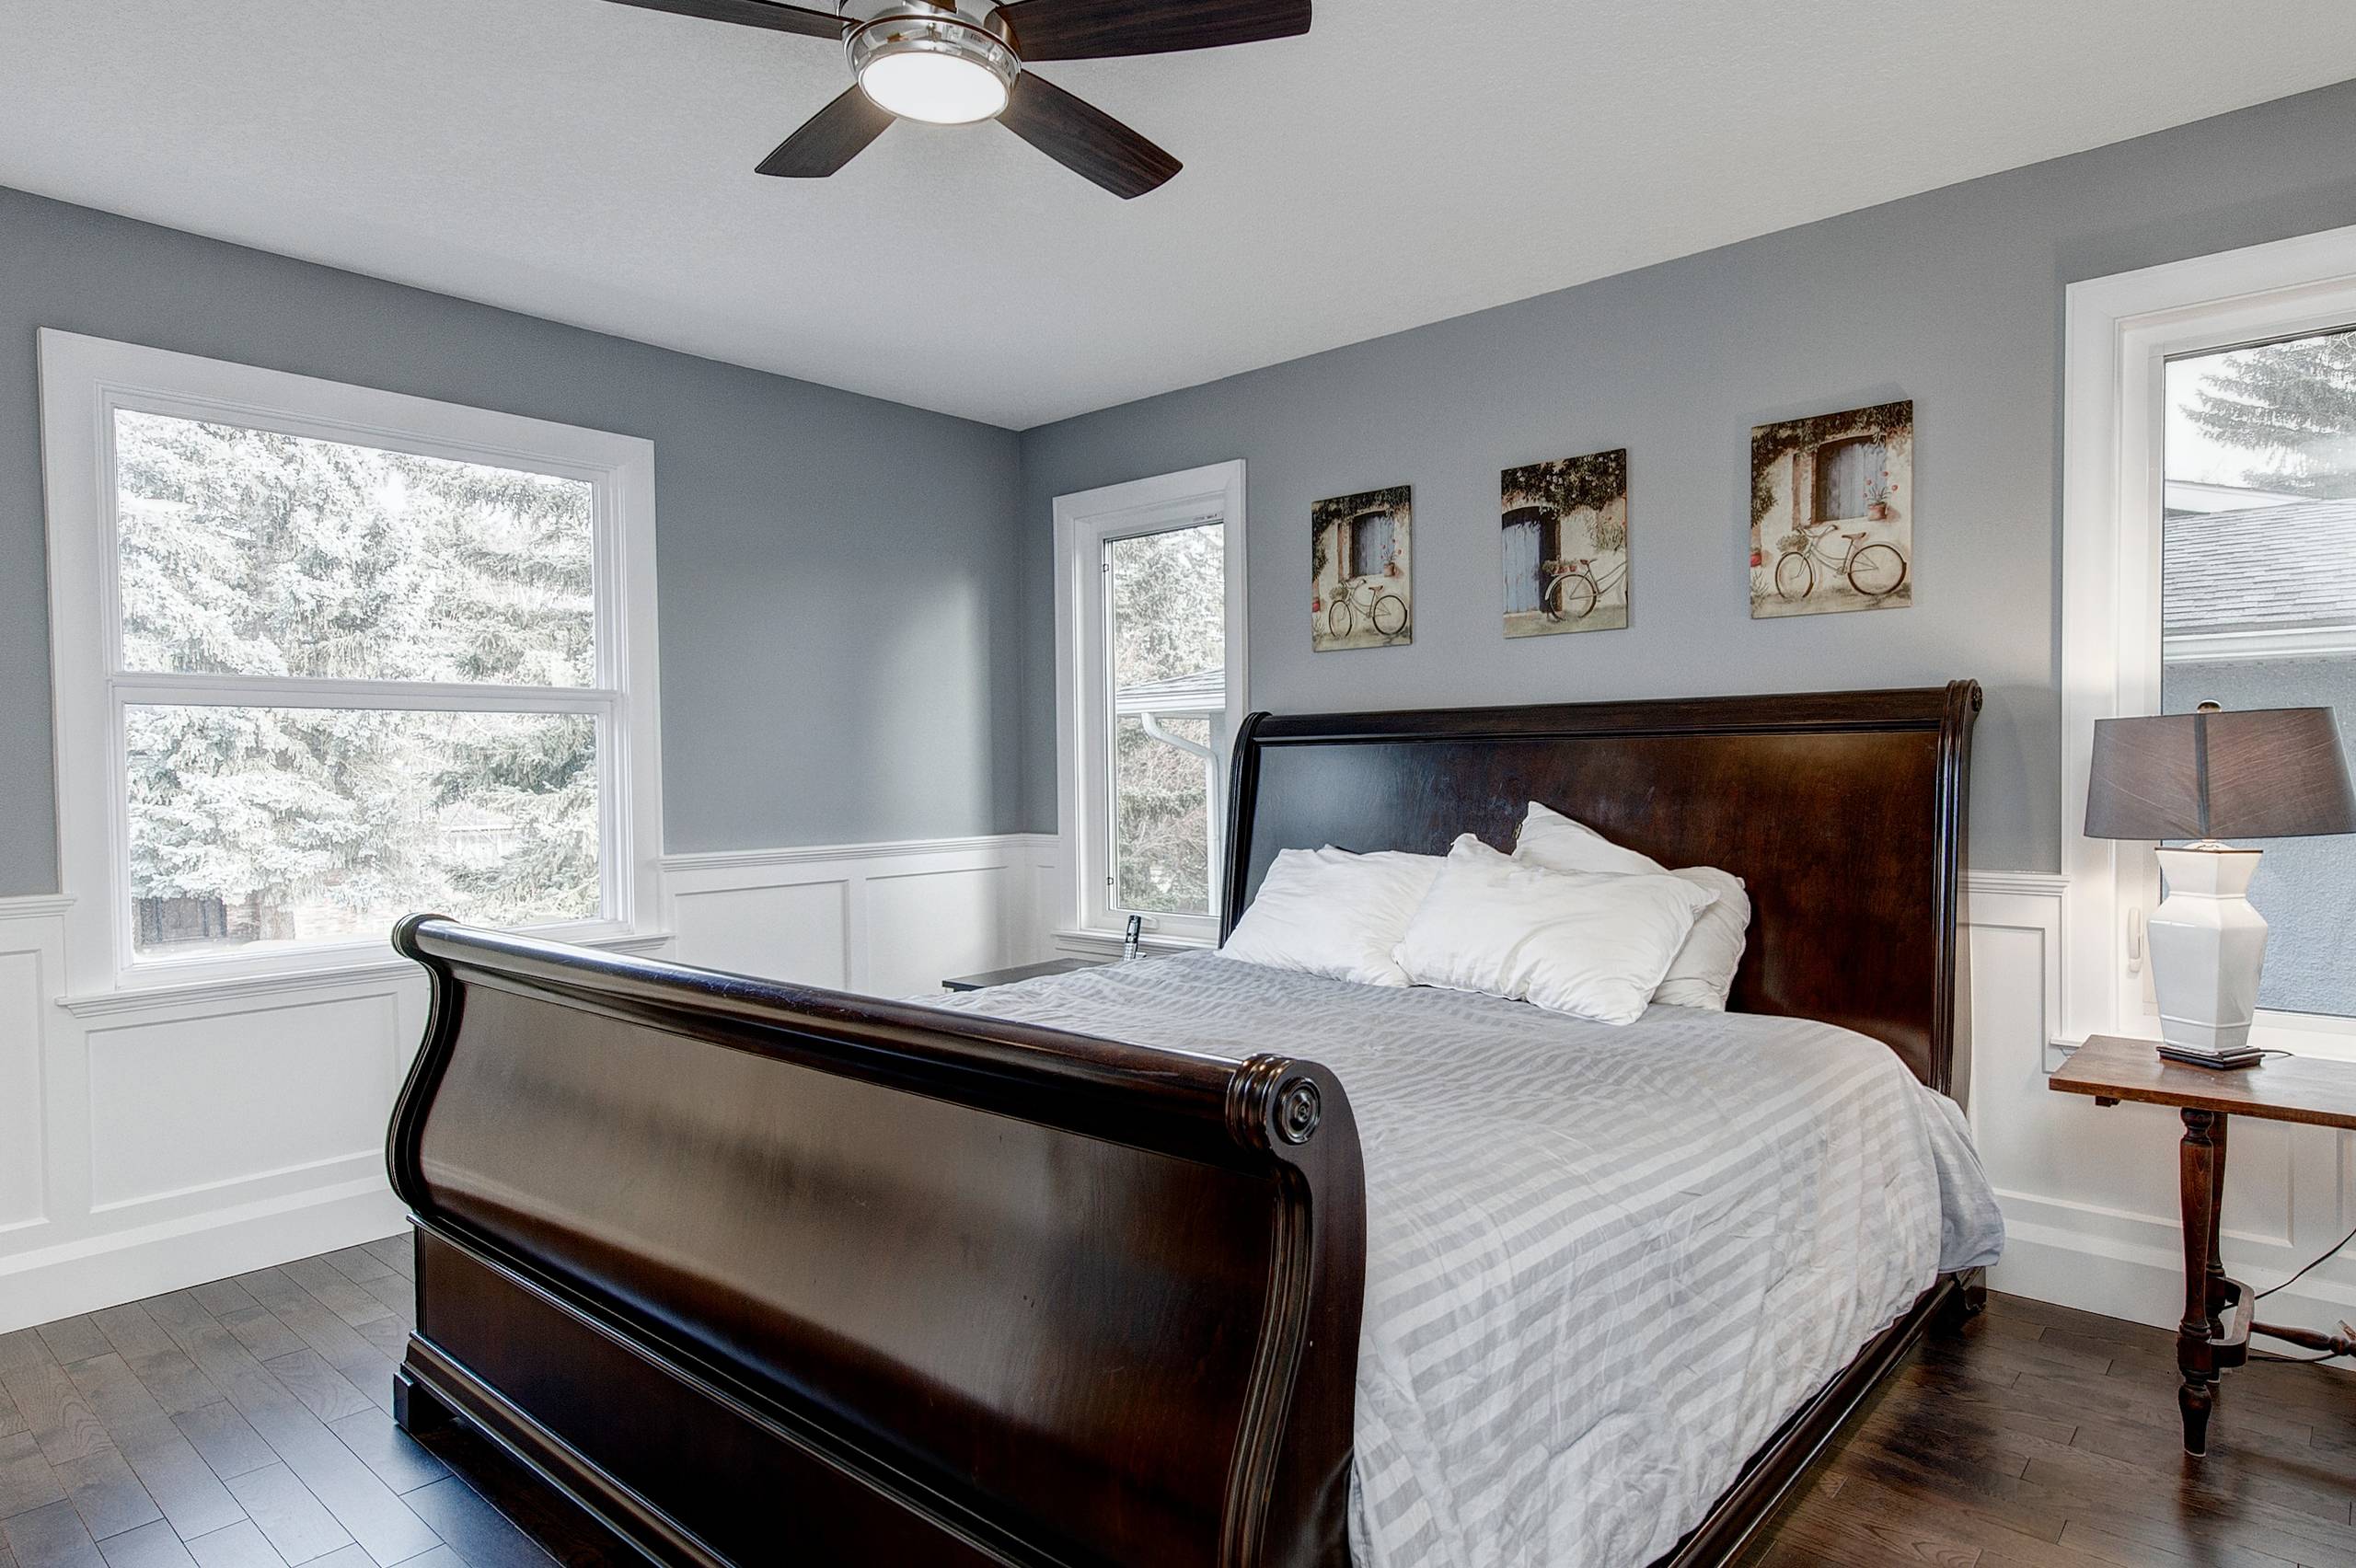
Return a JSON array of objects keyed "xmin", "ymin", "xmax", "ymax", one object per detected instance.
[{"xmin": 935, "ymin": 950, "xmax": 2003, "ymax": 1568}]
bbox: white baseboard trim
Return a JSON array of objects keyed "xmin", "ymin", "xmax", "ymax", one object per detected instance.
[{"xmin": 0, "ymin": 1175, "xmax": 407, "ymax": 1333}]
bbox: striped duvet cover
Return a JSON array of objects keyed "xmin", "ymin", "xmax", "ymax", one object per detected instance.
[{"xmin": 937, "ymin": 950, "xmax": 2003, "ymax": 1568}]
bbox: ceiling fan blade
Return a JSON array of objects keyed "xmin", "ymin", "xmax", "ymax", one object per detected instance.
[
  {"xmin": 601, "ymin": 0, "xmax": 844, "ymax": 40},
  {"xmin": 756, "ymin": 87, "xmax": 896, "ymax": 178},
  {"xmin": 996, "ymin": 0, "xmax": 1308, "ymax": 61},
  {"xmin": 998, "ymin": 73, "xmax": 1180, "ymax": 199}
]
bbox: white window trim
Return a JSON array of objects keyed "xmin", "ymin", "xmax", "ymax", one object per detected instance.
[
  {"xmin": 39, "ymin": 329, "xmax": 664, "ymax": 997},
  {"xmin": 1052, "ymin": 460, "xmax": 1247, "ymax": 946},
  {"xmin": 2061, "ymin": 223, "xmax": 2356, "ymax": 1056}
]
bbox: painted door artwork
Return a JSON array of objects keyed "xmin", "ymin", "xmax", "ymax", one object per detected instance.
[
  {"xmin": 1501, "ymin": 450, "xmax": 1629, "ymax": 637},
  {"xmin": 1311, "ymin": 485, "xmax": 1413, "ymax": 651},
  {"xmin": 1501, "ymin": 507, "xmax": 1556, "ymax": 615},
  {"xmin": 1346, "ymin": 510, "xmax": 1395, "ymax": 580}
]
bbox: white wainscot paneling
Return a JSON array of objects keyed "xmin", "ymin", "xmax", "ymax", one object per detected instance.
[
  {"xmin": 659, "ymin": 834, "xmax": 1053, "ymax": 997},
  {"xmin": 865, "ymin": 866, "xmax": 1015, "ymax": 997},
  {"xmin": 86, "ymin": 991, "xmax": 401, "ymax": 1211},
  {"xmin": 673, "ymin": 879, "xmax": 851, "ymax": 987},
  {"xmin": 0, "ymin": 905, "xmax": 64, "ymax": 1236},
  {"xmin": 1966, "ymin": 872, "xmax": 2356, "ymax": 1353},
  {"xmin": 0, "ymin": 897, "xmax": 418, "ymax": 1332}
]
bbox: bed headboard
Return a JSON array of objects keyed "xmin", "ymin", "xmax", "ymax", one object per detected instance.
[{"xmin": 1219, "ymin": 682, "xmax": 1981, "ymax": 1098}]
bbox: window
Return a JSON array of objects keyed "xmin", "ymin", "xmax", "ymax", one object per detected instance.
[
  {"xmin": 1054, "ymin": 462, "xmax": 1247, "ymax": 945},
  {"xmin": 1345, "ymin": 508, "xmax": 1396, "ymax": 580},
  {"xmin": 1812, "ymin": 436, "xmax": 1888, "ymax": 524},
  {"xmin": 40, "ymin": 331, "xmax": 662, "ymax": 991},
  {"xmin": 2061, "ymin": 226, "xmax": 2356, "ymax": 1053}
]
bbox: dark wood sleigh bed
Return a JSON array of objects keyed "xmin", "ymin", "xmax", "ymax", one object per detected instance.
[{"xmin": 385, "ymin": 681, "xmax": 1983, "ymax": 1568}]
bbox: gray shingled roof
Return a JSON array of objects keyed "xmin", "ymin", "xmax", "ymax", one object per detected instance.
[
  {"xmin": 1114, "ymin": 667, "xmax": 1224, "ymax": 715},
  {"xmin": 2165, "ymin": 497, "xmax": 2356, "ymax": 637}
]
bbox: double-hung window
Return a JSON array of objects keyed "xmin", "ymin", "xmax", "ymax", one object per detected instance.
[
  {"xmin": 1052, "ymin": 461, "xmax": 1247, "ymax": 947},
  {"xmin": 40, "ymin": 331, "xmax": 663, "ymax": 993},
  {"xmin": 2062, "ymin": 226, "xmax": 2356, "ymax": 1054}
]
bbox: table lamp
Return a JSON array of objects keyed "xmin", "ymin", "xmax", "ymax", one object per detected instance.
[{"xmin": 2085, "ymin": 703, "xmax": 2356, "ymax": 1065}]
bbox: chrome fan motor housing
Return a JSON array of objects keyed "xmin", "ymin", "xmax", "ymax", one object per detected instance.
[{"xmin": 843, "ymin": 1, "xmax": 1021, "ymax": 122}]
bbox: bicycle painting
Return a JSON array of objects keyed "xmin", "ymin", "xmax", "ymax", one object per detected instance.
[
  {"xmin": 1503, "ymin": 449, "xmax": 1629, "ymax": 638},
  {"xmin": 1748, "ymin": 400, "xmax": 1914, "ymax": 618},
  {"xmin": 1311, "ymin": 484, "xmax": 1414, "ymax": 650}
]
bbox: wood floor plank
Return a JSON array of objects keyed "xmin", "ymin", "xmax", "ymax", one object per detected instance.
[
  {"xmin": 359, "ymin": 1238, "xmax": 412, "ymax": 1284},
  {"xmin": 179, "ymin": 1521, "xmax": 287, "ymax": 1568},
  {"xmin": 52, "ymin": 1448, "xmax": 160, "ymax": 1544},
  {"xmin": 251, "ymin": 1360, "xmax": 369, "ymax": 1431},
  {"xmin": 91, "ymin": 1312, "xmax": 218, "ymax": 1424},
  {"xmin": 0, "ymin": 1384, "xmax": 26, "ymax": 1443},
  {"xmin": 164, "ymin": 1411, "xmax": 271, "ymax": 1489},
  {"xmin": 179, "ymin": 1289, "xmax": 249, "ymax": 1327},
  {"xmin": 320, "ymin": 1414, "xmax": 443, "ymax": 1496},
  {"xmin": 344, "ymin": 1320, "xmax": 407, "ymax": 1367},
  {"xmin": 230, "ymin": 1279, "xmax": 381, "ymax": 1387},
  {"xmin": 133, "ymin": 1314, "xmax": 435, "ymax": 1567},
  {"xmin": 218, "ymin": 1468, "xmax": 348, "ymax": 1567},
  {"xmin": 268, "ymin": 1269, "xmax": 387, "ymax": 1337},
  {"xmin": 27, "ymin": 1332, "xmax": 105, "ymax": 1379},
  {"xmin": 0, "ymin": 1435, "xmax": 66, "ymax": 1522},
  {"xmin": 315, "ymin": 1251, "xmax": 392, "ymax": 1291},
  {"xmin": 90, "ymin": 1520, "xmax": 194, "ymax": 1568},
  {"xmin": 380, "ymin": 1548, "xmax": 460, "ymax": 1568},
  {"xmin": 351, "ymin": 1276, "xmax": 411, "ymax": 1328},
  {"xmin": 108, "ymin": 1424, "xmax": 242, "ymax": 1544},
  {"xmin": 0, "ymin": 1355, "xmax": 114, "ymax": 1468},
  {"xmin": 398, "ymin": 1477, "xmax": 557, "ymax": 1568},
  {"xmin": 1, "ymin": 1499, "xmax": 106, "ymax": 1568},
  {"xmin": 207, "ymin": 1321, "xmax": 297, "ymax": 1378}
]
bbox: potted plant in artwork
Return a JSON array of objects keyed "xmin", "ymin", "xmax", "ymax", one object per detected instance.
[{"xmin": 1865, "ymin": 468, "xmax": 1894, "ymax": 522}]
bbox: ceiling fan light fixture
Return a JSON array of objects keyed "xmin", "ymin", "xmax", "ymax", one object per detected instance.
[{"xmin": 849, "ymin": 13, "xmax": 1019, "ymax": 125}]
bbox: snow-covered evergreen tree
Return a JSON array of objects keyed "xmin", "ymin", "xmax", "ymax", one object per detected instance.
[
  {"xmin": 2185, "ymin": 328, "xmax": 2356, "ymax": 498},
  {"xmin": 115, "ymin": 410, "xmax": 598, "ymax": 949}
]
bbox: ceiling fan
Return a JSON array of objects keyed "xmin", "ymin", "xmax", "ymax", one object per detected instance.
[{"xmin": 605, "ymin": 0, "xmax": 1311, "ymax": 199}]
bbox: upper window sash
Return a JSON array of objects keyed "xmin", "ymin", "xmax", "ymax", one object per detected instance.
[{"xmin": 39, "ymin": 329, "xmax": 664, "ymax": 997}]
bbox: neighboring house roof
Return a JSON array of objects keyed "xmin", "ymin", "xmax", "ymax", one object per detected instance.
[
  {"xmin": 1114, "ymin": 667, "xmax": 1224, "ymax": 716},
  {"xmin": 2164, "ymin": 496, "xmax": 2356, "ymax": 657},
  {"xmin": 2163, "ymin": 478, "xmax": 2304, "ymax": 515}
]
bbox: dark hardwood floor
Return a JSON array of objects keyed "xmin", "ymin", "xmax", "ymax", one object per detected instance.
[
  {"xmin": 6, "ymin": 1246, "xmax": 2353, "ymax": 1567},
  {"xmin": 0, "ymin": 1235, "xmax": 635, "ymax": 1568},
  {"xmin": 1744, "ymin": 1291, "xmax": 2356, "ymax": 1568}
]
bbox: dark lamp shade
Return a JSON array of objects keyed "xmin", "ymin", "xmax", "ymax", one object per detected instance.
[{"xmin": 2085, "ymin": 707, "xmax": 2356, "ymax": 841}]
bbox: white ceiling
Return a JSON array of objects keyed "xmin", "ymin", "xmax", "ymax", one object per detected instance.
[{"xmin": 6, "ymin": 1, "xmax": 2354, "ymax": 429}]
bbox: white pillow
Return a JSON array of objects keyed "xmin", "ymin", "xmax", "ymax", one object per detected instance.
[
  {"xmin": 1392, "ymin": 836, "xmax": 1715, "ymax": 1025},
  {"xmin": 1513, "ymin": 802, "xmax": 1752, "ymax": 1011},
  {"xmin": 1219, "ymin": 846, "xmax": 1444, "ymax": 986}
]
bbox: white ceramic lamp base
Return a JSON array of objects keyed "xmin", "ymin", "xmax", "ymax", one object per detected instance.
[{"xmin": 2148, "ymin": 845, "xmax": 2269, "ymax": 1055}]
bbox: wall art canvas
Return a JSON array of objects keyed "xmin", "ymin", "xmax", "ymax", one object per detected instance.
[
  {"xmin": 1311, "ymin": 485, "xmax": 1412, "ymax": 651},
  {"xmin": 1749, "ymin": 399, "xmax": 1913, "ymax": 618},
  {"xmin": 1502, "ymin": 449, "xmax": 1629, "ymax": 637}
]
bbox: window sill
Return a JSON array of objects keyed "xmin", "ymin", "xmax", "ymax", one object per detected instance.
[
  {"xmin": 1050, "ymin": 927, "xmax": 1218, "ymax": 961},
  {"xmin": 58, "ymin": 929, "xmax": 674, "ymax": 1020}
]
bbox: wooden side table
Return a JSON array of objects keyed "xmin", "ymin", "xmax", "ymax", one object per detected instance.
[
  {"xmin": 2050, "ymin": 1034, "xmax": 2356, "ymax": 1455},
  {"xmin": 941, "ymin": 957, "xmax": 1109, "ymax": 992}
]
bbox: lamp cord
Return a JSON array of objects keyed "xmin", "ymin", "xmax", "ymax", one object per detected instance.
[{"xmin": 2234, "ymin": 1048, "xmax": 2356, "ymax": 1362}]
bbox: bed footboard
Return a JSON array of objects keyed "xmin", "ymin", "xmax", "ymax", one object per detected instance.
[{"xmin": 385, "ymin": 917, "xmax": 1366, "ymax": 1568}]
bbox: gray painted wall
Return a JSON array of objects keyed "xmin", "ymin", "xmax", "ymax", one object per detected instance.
[
  {"xmin": 0, "ymin": 186, "xmax": 1026, "ymax": 895},
  {"xmin": 1014, "ymin": 81, "xmax": 2356, "ymax": 871}
]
